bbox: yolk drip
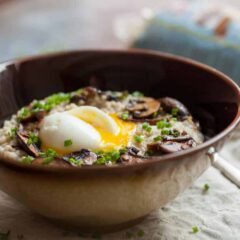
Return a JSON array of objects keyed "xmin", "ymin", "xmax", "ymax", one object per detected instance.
[{"xmin": 93, "ymin": 113, "xmax": 136, "ymax": 151}]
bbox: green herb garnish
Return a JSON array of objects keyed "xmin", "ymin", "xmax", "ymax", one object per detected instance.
[
  {"xmin": 161, "ymin": 129, "xmax": 170, "ymax": 135},
  {"xmin": 191, "ymin": 226, "xmax": 199, "ymax": 234},
  {"xmin": 134, "ymin": 135, "xmax": 144, "ymax": 143},
  {"xmin": 142, "ymin": 122, "xmax": 149, "ymax": 130},
  {"xmin": 154, "ymin": 135, "xmax": 162, "ymax": 142},
  {"xmin": 22, "ymin": 155, "xmax": 34, "ymax": 164},
  {"xmin": 95, "ymin": 149, "xmax": 124, "ymax": 165},
  {"xmin": 17, "ymin": 107, "xmax": 31, "ymax": 121},
  {"xmin": 142, "ymin": 122, "xmax": 152, "ymax": 133},
  {"xmin": 64, "ymin": 139, "xmax": 73, "ymax": 147},
  {"xmin": 132, "ymin": 91, "xmax": 144, "ymax": 98},
  {"xmin": 45, "ymin": 92, "xmax": 71, "ymax": 107},
  {"xmin": 203, "ymin": 183, "xmax": 210, "ymax": 191},
  {"xmin": 156, "ymin": 120, "xmax": 172, "ymax": 129},
  {"xmin": 121, "ymin": 112, "xmax": 129, "ymax": 120},
  {"xmin": 171, "ymin": 129, "xmax": 180, "ymax": 137},
  {"xmin": 69, "ymin": 157, "xmax": 82, "ymax": 166},
  {"xmin": 8, "ymin": 127, "xmax": 17, "ymax": 139},
  {"xmin": 171, "ymin": 108, "xmax": 179, "ymax": 117},
  {"xmin": 39, "ymin": 148, "xmax": 57, "ymax": 164},
  {"xmin": 27, "ymin": 133, "xmax": 39, "ymax": 145}
]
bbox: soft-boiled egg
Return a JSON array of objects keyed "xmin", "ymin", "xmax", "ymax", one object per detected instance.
[{"xmin": 39, "ymin": 106, "xmax": 136, "ymax": 155}]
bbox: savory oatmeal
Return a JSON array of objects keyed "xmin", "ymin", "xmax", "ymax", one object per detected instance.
[{"xmin": 0, "ymin": 87, "xmax": 204, "ymax": 167}]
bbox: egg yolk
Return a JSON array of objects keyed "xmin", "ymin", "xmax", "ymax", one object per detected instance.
[{"xmin": 94, "ymin": 113, "xmax": 136, "ymax": 151}]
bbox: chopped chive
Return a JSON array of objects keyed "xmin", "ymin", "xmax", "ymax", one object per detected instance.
[
  {"xmin": 156, "ymin": 120, "xmax": 166, "ymax": 129},
  {"xmin": 132, "ymin": 91, "xmax": 144, "ymax": 97},
  {"xmin": 165, "ymin": 122, "xmax": 172, "ymax": 128},
  {"xmin": 121, "ymin": 112, "xmax": 129, "ymax": 120},
  {"xmin": 39, "ymin": 148, "xmax": 57, "ymax": 165},
  {"xmin": 111, "ymin": 150, "xmax": 120, "ymax": 161},
  {"xmin": 171, "ymin": 129, "xmax": 180, "ymax": 137},
  {"xmin": 171, "ymin": 108, "xmax": 179, "ymax": 117},
  {"xmin": 152, "ymin": 111, "xmax": 158, "ymax": 118},
  {"xmin": 17, "ymin": 107, "xmax": 31, "ymax": 120},
  {"xmin": 171, "ymin": 117, "xmax": 177, "ymax": 122},
  {"xmin": 22, "ymin": 155, "xmax": 34, "ymax": 164},
  {"xmin": 64, "ymin": 139, "xmax": 73, "ymax": 147},
  {"xmin": 69, "ymin": 157, "xmax": 82, "ymax": 166},
  {"xmin": 146, "ymin": 126, "xmax": 152, "ymax": 133},
  {"xmin": 27, "ymin": 133, "xmax": 39, "ymax": 145},
  {"xmin": 134, "ymin": 135, "xmax": 144, "ymax": 143},
  {"xmin": 8, "ymin": 127, "xmax": 17, "ymax": 139},
  {"xmin": 191, "ymin": 226, "xmax": 199, "ymax": 234},
  {"xmin": 161, "ymin": 129, "xmax": 170, "ymax": 135},
  {"xmin": 156, "ymin": 119, "xmax": 171, "ymax": 129},
  {"xmin": 119, "ymin": 148, "xmax": 127, "ymax": 154},
  {"xmin": 203, "ymin": 183, "xmax": 210, "ymax": 191},
  {"xmin": 142, "ymin": 122, "xmax": 149, "ymax": 130},
  {"xmin": 154, "ymin": 135, "xmax": 162, "ymax": 142}
]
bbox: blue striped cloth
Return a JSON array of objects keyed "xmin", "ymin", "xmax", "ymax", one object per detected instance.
[{"xmin": 133, "ymin": 6, "xmax": 240, "ymax": 85}]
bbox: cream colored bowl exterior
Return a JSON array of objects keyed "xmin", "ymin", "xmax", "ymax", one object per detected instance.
[{"xmin": 0, "ymin": 152, "xmax": 210, "ymax": 231}]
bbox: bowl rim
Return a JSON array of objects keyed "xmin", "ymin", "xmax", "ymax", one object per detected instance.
[{"xmin": 0, "ymin": 49, "xmax": 240, "ymax": 174}]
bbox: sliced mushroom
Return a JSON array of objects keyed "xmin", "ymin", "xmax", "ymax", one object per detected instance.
[
  {"xmin": 160, "ymin": 97, "xmax": 189, "ymax": 116},
  {"xmin": 119, "ymin": 147, "xmax": 144, "ymax": 165},
  {"xmin": 148, "ymin": 139, "xmax": 196, "ymax": 154},
  {"xmin": 63, "ymin": 149, "xmax": 97, "ymax": 166},
  {"xmin": 19, "ymin": 109, "xmax": 46, "ymax": 124},
  {"xmin": 120, "ymin": 153, "xmax": 143, "ymax": 165},
  {"xmin": 16, "ymin": 131, "xmax": 40, "ymax": 157},
  {"xmin": 162, "ymin": 136, "xmax": 193, "ymax": 142},
  {"xmin": 70, "ymin": 87, "xmax": 100, "ymax": 104},
  {"xmin": 32, "ymin": 157, "xmax": 71, "ymax": 167},
  {"xmin": 126, "ymin": 97, "xmax": 160, "ymax": 118},
  {"xmin": 126, "ymin": 146, "xmax": 140, "ymax": 156}
]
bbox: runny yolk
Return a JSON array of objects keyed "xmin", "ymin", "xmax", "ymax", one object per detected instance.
[{"xmin": 93, "ymin": 113, "xmax": 136, "ymax": 151}]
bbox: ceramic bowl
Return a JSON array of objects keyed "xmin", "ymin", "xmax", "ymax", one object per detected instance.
[{"xmin": 0, "ymin": 50, "xmax": 239, "ymax": 233}]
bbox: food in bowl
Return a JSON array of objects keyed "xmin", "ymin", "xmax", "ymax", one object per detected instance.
[{"xmin": 0, "ymin": 87, "xmax": 204, "ymax": 167}]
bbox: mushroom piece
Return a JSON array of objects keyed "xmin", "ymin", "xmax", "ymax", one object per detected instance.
[
  {"xmin": 32, "ymin": 157, "xmax": 71, "ymax": 167},
  {"xmin": 16, "ymin": 131, "xmax": 40, "ymax": 157},
  {"xmin": 119, "ymin": 147, "xmax": 144, "ymax": 165},
  {"xmin": 120, "ymin": 154, "xmax": 143, "ymax": 165},
  {"xmin": 63, "ymin": 149, "xmax": 97, "ymax": 166},
  {"xmin": 160, "ymin": 97, "xmax": 189, "ymax": 116},
  {"xmin": 162, "ymin": 136, "xmax": 193, "ymax": 142},
  {"xmin": 19, "ymin": 109, "xmax": 46, "ymax": 124},
  {"xmin": 70, "ymin": 87, "xmax": 99, "ymax": 104},
  {"xmin": 126, "ymin": 97, "xmax": 160, "ymax": 118},
  {"xmin": 148, "ymin": 138, "xmax": 196, "ymax": 154}
]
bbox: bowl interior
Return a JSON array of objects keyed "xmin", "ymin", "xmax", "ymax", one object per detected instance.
[{"xmin": 0, "ymin": 50, "xmax": 239, "ymax": 138}]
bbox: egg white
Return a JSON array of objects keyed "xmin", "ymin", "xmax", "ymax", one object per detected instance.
[{"xmin": 39, "ymin": 106, "xmax": 136, "ymax": 154}]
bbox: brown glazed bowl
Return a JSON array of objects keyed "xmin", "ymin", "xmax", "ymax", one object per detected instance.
[{"xmin": 0, "ymin": 50, "xmax": 239, "ymax": 233}]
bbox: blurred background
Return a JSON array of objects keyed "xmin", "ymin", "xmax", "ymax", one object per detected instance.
[{"xmin": 0, "ymin": 0, "xmax": 240, "ymax": 61}]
